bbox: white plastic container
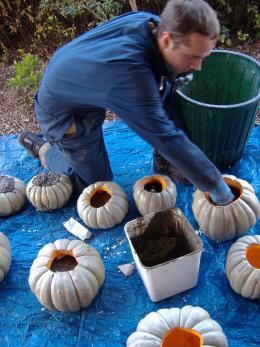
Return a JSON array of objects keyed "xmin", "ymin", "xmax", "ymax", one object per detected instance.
[{"xmin": 124, "ymin": 208, "xmax": 203, "ymax": 302}]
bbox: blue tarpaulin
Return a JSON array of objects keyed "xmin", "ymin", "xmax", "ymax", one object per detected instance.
[{"xmin": 0, "ymin": 120, "xmax": 259, "ymax": 347}]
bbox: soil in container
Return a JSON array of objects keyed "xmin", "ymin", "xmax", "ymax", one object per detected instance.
[{"xmin": 131, "ymin": 209, "xmax": 193, "ymax": 267}]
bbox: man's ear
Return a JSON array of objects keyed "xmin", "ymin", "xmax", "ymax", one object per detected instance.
[{"xmin": 160, "ymin": 32, "xmax": 174, "ymax": 49}]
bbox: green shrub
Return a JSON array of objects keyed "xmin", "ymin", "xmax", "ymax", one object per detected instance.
[
  {"xmin": 210, "ymin": 0, "xmax": 260, "ymax": 45},
  {"xmin": 0, "ymin": 1, "xmax": 36, "ymax": 55},
  {"xmin": 247, "ymin": 3, "xmax": 260, "ymax": 39},
  {"xmin": 219, "ymin": 26, "xmax": 232, "ymax": 46},
  {"xmin": 39, "ymin": 0, "xmax": 123, "ymax": 21},
  {"xmin": 8, "ymin": 52, "xmax": 44, "ymax": 95},
  {"xmin": 0, "ymin": 1, "xmax": 259, "ymax": 60},
  {"xmin": 33, "ymin": 0, "xmax": 123, "ymax": 58}
]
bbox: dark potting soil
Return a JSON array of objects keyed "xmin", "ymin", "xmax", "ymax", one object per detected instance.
[
  {"xmin": 131, "ymin": 209, "xmax": 193, "ymax": 267},
  {"xmin": 0, "ymin": 175, "xmax": 14, "ymax": 193},
  {"xmin": 90, "ymin": 190, "xmax": 111, "ymax": 207},
  {"xmin": 50, "ymin": 255, "xmax": 78, "ymax": 272},
  {"xmin": 33, "ymin": 172, "xmax": 61, "ymax": 186}
]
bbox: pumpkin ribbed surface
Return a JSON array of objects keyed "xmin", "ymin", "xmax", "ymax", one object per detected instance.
[
  {"xmin": 226, "ymin": 235, "xmax": 260, "ymax": 299},
  {"xmin": 29, "ymin": 239, "xmax": 105, "ymax": 311},
  {"xmin": 26, "ymin": 172, "xmax": 73, "ymax": 211},
  {"xmin": 0, "ymin": 232, "xmax": 11, "ymax": 282},
  {"xmin": 127, "ymin": 305, "xmax": 228, "ymax": 347},
  {"xmin": 192, "ymin": 175, "xmax": 260, "ymax": 241},
  {"xmin": 133, "ymin": 174, "xmax": 177, "ymax": 216},
  {"xmin": 77, "ymin": 181, "xmax": 128, "ymax": 229},
  {"xmin": 0, "ymin": 175, "xmax": 26, "ymax": 217}
]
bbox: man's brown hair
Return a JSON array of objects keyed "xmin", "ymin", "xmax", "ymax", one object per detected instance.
[{"xmin": 157, "ymin": 0, "xmax": 220, "ymax": 44}]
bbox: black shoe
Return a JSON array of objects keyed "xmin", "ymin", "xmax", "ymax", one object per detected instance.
[
  {"xmin": 153, "ymin": 149, "xmax": 191, "ymax": 185},
  {"xmin": 19, "ymin": 130, "xmax": 46, "ymax": 158}
]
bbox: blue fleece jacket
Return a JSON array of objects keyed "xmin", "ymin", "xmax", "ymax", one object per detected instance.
[{"xmin": 36, "ymin": 11, "xmax": 225, "ymax": 193}]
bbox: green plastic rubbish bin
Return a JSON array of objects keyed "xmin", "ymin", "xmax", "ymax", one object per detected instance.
[{"xmin": 173, "ymin": 50, "xmax": 260, "ymax": 169}]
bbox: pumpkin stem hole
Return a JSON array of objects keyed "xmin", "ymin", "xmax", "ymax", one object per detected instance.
[
  {"xmin": 224, "ymin": 177, "xmax": 243, "ymax": 200},
  {"xmin": 206, "ymin": 177, "xmax": 243, "ymax": 204},
  {"xmin": 90, "ymin": 189, "xmax": 112, "ymax": 207},
  {"xmin": 143, "ymin": 177, "xmax": 166, "ymax": 192},
  {"xmin": 48, "ymin": 250, "xmax": 78, "ymax": 272},
  {"xmin": 246, "ymin": 244, "xmax": 260, "ymax": 269},
  {"xmin": 144, "ymin": 181, "xmax": 162, "ymax": 192},
  {"xmin": 161, "ymin": 327, "xmax": 203, "ymax": 347}
]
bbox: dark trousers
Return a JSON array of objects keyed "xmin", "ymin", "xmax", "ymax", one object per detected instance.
[{"xmin": 35, "ymin": 99, "xmax": 113, "ymax": 195}]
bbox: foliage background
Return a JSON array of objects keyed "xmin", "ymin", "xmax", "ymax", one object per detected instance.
[{"xmin": 1, "ymin": 0, "xmax": 259, "ymax": 62}]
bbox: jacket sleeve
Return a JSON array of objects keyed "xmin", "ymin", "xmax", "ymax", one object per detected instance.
[{"xmin": 106, "ymin": 66, "xmax": 224, "ymax": 192}]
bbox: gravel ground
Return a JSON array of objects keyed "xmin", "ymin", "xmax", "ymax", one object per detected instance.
[
  {"xmin": 0, "ymin": 64, "xmax": 39, "ymax": 134},
  {"xmin": 0, "ymin": 41, "xmax": 259, "ymax": 135},
  {"xmin": 0, "ymin": 64, "xmax": 118, "ymax": 135}
]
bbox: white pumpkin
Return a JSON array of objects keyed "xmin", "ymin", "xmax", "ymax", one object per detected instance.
[
  {"xmin": 133, "ymin": 174, "xmax": 177, "ymax": 216},
  {"xmin": 77, "ymin": 181, "xmax": 128, "ymax": 229},
  {"xmin": 0, "ymin": 175, "xmax": 26, "ymax": 217},
  {"xmin": 0, "ymin": 232, "xmax": 11, "ymax": 282},
  {"xmin": 226, "ymin": 235, "xmax": 260, "ymax": 299},
  {"xmin": 192, "ymin": 175, "xmax": 260, "ymax": 241},
  {"xmin": 29, "ymin": 239, "xmax": 105, "ymax": 311},
  {"xmin": 127, "ymin": 305, "xmax": 228, "ymax": 347},
  {"xmin": 26, "ymin": 172, "xmax": 73, "ymax": 211}
]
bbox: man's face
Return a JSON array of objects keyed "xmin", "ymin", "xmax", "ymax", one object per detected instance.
[{"xmin": 158, "ymin": 32, "xmax": 216, "ymax": 74}]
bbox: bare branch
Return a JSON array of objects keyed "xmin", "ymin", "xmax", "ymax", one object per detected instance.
[{"xmin": 129, "ymin": 0, "xmax": 138, "ymax": 12}]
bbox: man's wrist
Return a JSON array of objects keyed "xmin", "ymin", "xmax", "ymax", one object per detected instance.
[{"xmin": 208, "ymin": 180, "xmax": 235, "ymax": 205}]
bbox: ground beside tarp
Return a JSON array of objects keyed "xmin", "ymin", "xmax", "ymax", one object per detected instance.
[{"xmin": 0, "ymin": 121, "xmax": 259, "ymax": 347}]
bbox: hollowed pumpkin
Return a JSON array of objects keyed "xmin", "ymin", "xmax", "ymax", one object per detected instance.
[
  {"xmin": 26, "ymin": 172, "xmax": 73, "ymax": 211},
  {"xmin": 0, "ymin": 175, "xmax": 26, "ymax": 217},
  {"xmin": 29, "ymin": 239, "xmax": 105, "ymax": 311},
  {"xmin": 133, "ymin": 174, "xmax": 177, "ymax": 216},
  {"xmin": 127, "ymin": 305, "xmax": 228, "ymax": 347},
  {"xmin": 161, "ymin": 327, "xmax": 202, "ymax": 347},
  {"xmin": 77, "ymin": 181, "xmax": 128, "ymax": 229},
  {"xmin": 192, "ymin": 175, "xmax": 260, "ymax": 241},
  {"xmin": 0, "ymin": 232, "xmax": 11, "ymax": 282},
  {"xmin": 226, "ymin": 235, "xmax": 260, "ymax": 299}
]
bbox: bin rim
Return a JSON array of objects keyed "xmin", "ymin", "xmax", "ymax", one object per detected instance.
[{"xmin": 176, "ymin": 49, "xmax": 260, "ymax": 109}]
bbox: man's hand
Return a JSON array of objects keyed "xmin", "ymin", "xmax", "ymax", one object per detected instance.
[{"xmin": 208, "ymin": 180, "xmax": 235, "ymax": 206}]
